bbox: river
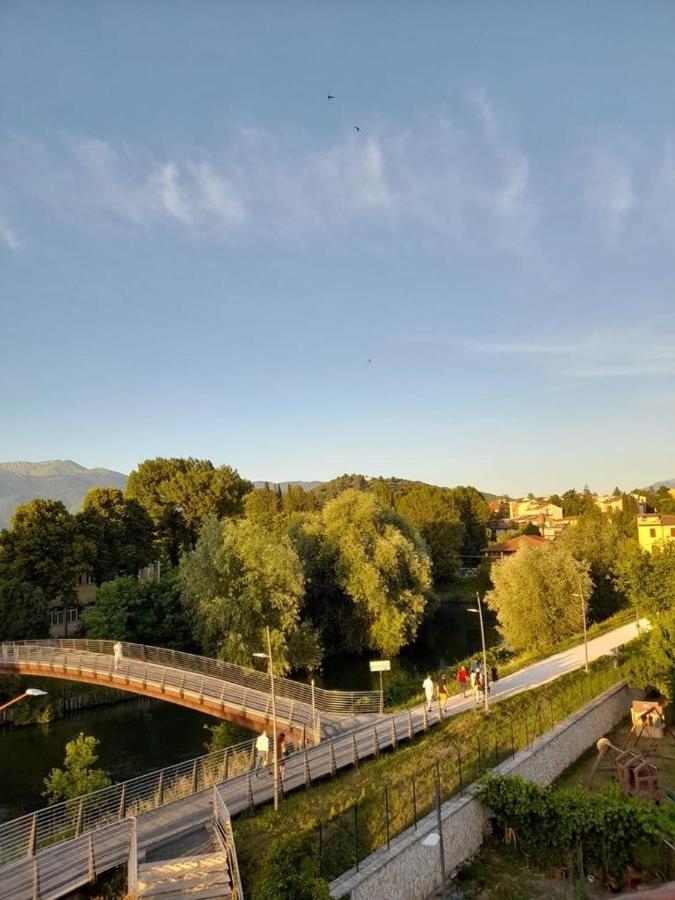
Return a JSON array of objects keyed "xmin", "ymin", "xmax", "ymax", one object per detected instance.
[{"xmin": 0, "ymin": 600, "xmax": 497, "ymax": 822}]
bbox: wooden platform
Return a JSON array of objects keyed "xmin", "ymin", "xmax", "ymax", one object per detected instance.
[{"xmin": 136, "ymin": 851, "xmax": 232, "ymax": 898}]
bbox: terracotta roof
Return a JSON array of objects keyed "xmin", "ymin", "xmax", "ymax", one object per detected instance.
[{"xmin": 485, "ymin": 535, "xmax": 547, "ymax": 554}]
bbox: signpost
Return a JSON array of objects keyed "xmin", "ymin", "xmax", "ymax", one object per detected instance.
[{"xmin": 369, "ymin": 660, "xmax": 390, "ymax": 713}]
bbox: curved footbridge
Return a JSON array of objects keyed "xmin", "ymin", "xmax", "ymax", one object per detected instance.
[{"xmin": 0, "ymin": 639, "xmax": 380, "ymax": 744}]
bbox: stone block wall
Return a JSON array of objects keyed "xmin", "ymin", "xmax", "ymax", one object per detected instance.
[{"xmin": 330, "ymin": 681, "xmax": 631, "ymax": 900}]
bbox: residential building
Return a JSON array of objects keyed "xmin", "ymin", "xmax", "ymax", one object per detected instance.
[
  {"xmin": 637, "ymin": 514, "xmax": 675, "ymax": 553},
  {"xmin": 541, "ymin": 515, "xmax": 579, "ymax": 541},
  {"xmin": 48, "ymin": 573, "xmax": 97, "ymax": 638},
  {"xmin": 483, "ymin": 534, "xmax": 547, "ymax": 560}
]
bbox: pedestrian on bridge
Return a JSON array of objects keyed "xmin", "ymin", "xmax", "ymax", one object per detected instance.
[
  {"xmin": 437, "ymin": 675, "xmax": 449, "ymax": 712},
  {"xmin": 457, "ymin": 665, "xmax": 468, "ymax": 698},
  {"xmin": 423, "ymin": 674, "xmax": 434, "ymax": 711},
  {"xmin": 277, "ymin": 732, "xmax": 287, "ymax": 777},
  {"xmin": 113, "ymin": 641, "xmax": 123, "ymax": 671},
  {"xmin": 255, "ymin": 730, "xmax": 270, "ymax": 776}
]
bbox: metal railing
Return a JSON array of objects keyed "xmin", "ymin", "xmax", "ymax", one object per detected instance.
[
  {"xmin": 213, "ymin": 788, "xmax": 244, "ymax": 900},
  {"xmin": 0, "ymin": 735, "xmax": 272, "ymax": 867},
  {"xmin": 1, "ymin": 639, "xmax": 381, "ymax": 715},
  {"xmin": 0, "ymin": 818, "xmax": 137, "ymax": 900}
]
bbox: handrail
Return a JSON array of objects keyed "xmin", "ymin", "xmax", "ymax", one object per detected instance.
[
  {"xmin": 0, "ymin": 734, "xmax": 264, "ymax": 867},
  {"xmin": 213, "ymin": 788, "xmax": 245, "ymax": 900},
  {"xmin": 0, "ymin": 643, "xmax": 317, "ymax": 731},
  {"xmin": 1, "ymin": 640, "xmax": 381, "ymax": 715}
]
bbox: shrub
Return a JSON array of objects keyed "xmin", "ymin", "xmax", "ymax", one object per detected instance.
[{"xmin": 251, "ymin": 832, "xmax": 329, "ymax": 900}]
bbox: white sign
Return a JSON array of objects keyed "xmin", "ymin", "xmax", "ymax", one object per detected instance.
[{"xmin": 369, "ymin": 660, "xmax": 391, "ymax": 672}]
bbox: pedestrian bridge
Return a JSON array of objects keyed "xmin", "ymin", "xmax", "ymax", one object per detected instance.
[{"xmin": 0, "ymin": 639, "xmax": 381, "ymax": 741}]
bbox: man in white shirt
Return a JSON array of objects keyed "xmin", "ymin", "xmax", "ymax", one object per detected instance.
[
  {"xmin": 423, "ymin": 674, "xmax": 434, "ymax": 711},
  {"xmin": 255, "ymin": 730, "xmax": 270, "ymax": 776}
]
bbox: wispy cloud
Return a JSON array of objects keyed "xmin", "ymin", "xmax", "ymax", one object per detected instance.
[
  {"xmin": 0, "ymin": 212, "xmax": 19, "ymax": 251},
  {"xmin": 406, "ymin": 317, "xmax": 675, "ymax": 378},
  {"xmin": 0, "ymin": 93, "xmax": 537, "ymax": 250}
]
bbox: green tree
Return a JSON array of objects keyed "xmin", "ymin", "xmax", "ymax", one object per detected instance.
[
  {"xmin": 395, "ymin": 485, "xmax": 464, "ymax": 583},
  {"xmin": 315, "ymin": 490, "xmax": 431, "ymax": 656},
  {"xmin": 547, "ymin": 494, "xmax": 563, "ymax": 508},
  {"xmin": 126, "ymin": 457, "xmax": 252, "ymax": 561},
  {"xmin": 77, "ymin": 488, "xmax": 154, "ymax": 585},
  {"xmin": 446, "ymin": 486, "xmax": 491, "ymax": 562},
  {"xmin": 486, "ymin": 544, "xmax": 592, "ymax": 651},
  {"xmin": 0, "ymin": 499, "xmax": 86, "ymax": 603},
  {"xmin": 179, "ymin": 518, "xmax": 319, "ymax": 673},
  {"xmin": 558, "ymin": 508, "xmax": 627, "ymax": 620},
  {"xmin": 0, "ymin": 578, "xmax": 48, "ymax": 640},
  {"xmin": 282, "ymin": 485, "xmax": 318, "ymax": 517},
  {"xmin": 561, "ymin": 489, "xmax": 595, "ymax": 517},
  {"xmin": 83, "ymin": 573, "xmax": 192, "ymax": 648},
  {"xmin": 43, "ymin": 733, "xmax": 111, "ymax": 802},
  {"xmin": 244, "ymin": 487, "xmax": 282, "ymax": 525}
]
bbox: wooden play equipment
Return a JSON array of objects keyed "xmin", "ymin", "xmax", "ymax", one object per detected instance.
[
  {"xmin": 587, "ymin": 738, "xmax": 661, "ymax": 803},
  {"xmin": 627, "ymin": 700, "xmax": 667, "ymax": 743}
]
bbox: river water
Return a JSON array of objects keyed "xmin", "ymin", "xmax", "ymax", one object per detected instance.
[{"xmin": 0, "ymin": 600, "xmax": 497, "ymax": 822}]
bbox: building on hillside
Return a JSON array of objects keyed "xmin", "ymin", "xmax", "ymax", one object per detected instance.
[
  {"xmin": 637, "ymin": 514, "xmax": 675, "ymax": 553},
  {"xmin": 483, "ymin": 534, "xmax": 547, "ymax": 560},
  {"xmin": 541, "ymin": 515, "xmax": 579, "ymax": 541},
  {"xmin": 594, "ymin": 494, "xmax": 624, "ymax": 514},
  {"xmin": 48, "ymin": 573, "xmax": 96, "ymax": 638}
]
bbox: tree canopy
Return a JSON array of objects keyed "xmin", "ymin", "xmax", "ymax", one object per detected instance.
[
  {"xmin": 486, "ymin": 544, "xmax": 593, "ymax": 651},
  {"xmin": 43, "ymin": 733, "xmax": 111, "ymax": 803},
  {"xmin": 78, "ymin": 488, "xmax": 155, "ymax": 584},
  {"xmin": 395, "ymin": 485, "xmax": 464, "ymax": 582},
  {"xmin": 0, "ymin": 578, "xmax": 48, "ymax": 640},
  {"xmin": 0, "ymin": 499, "xmax": 86, "ymax": 603},
  {"xmin": 179, "ymin": 518, "xmax": 319, "ymax": 673},
  {"xmin": 293, "ymin": 490, "xmax": 432, "ymax": 658}
]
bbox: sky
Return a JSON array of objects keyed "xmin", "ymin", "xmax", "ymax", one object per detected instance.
[{"xmin": 1, "ymin": 2, "xmax": 674, "ymax": 496}]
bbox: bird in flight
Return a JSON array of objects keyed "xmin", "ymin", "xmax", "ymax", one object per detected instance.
[
  {"xmin": 354, "ymin": 125, "xmax": 361, "ymax": 132},
  {"xmin": 327, "ymin": 94, "xmax": 335, "ymax": 100}
]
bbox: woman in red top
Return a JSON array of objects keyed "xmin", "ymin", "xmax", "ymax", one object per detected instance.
[{"xmin": 457, "ymin": 665, "xmax": 468, "ymax": 698}]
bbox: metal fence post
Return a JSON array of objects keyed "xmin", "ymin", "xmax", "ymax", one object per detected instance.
[
  {"xmin": 156, "ymin": 770, "xmax": 164, "ymax": 807},
  {"xmin": 192, "ymin": 759, "xmax": 198, "ymax": 793},
  {"xmin": 28, "ymin": 813, "xmax": 37, "ymax": 856},
  {"xmin": 412, "ymin": 774, "xmax": 418, "ymax": 829},
  {"xmin": 318, "ymin": 820, "xmax": 323, "ymax": 877},
  {"xmin": 118, "ymin": 784, "xmax": 126, "ymax": 820},
  {"xmin": 32, "ymin": 858, "xmax": 40, "ymax": 900},
  {"xmin": 75, "ymin": 799, "xmax": 84, "ymax": 836},
  {"xmin": 87, "ymin": 833, "xmax": 96, "ymax": 884},
  {"xmin": 354, "ymin": 803, "xmax": 359, "ymax": 872},
  {"xmin": 385, "ymin": 785, "xmax": 391, "ymax": 851},
  {"xmin": 407, "ymin": 709, "xmax": 415, "ymax": 740},
  {"xmin": 372, "ymin": 725, "xmax": 380, "ymax": 757},
  {"xmin": 456, "ymin": 747, "xmax": 463, "ymax": 789},
  {"xmin": 352, "ymin": 733, "xmax": 359, "ymax": 768}
]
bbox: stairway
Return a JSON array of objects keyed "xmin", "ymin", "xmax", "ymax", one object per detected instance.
[{"xmin": 136, "ymin": 851, "xmax": 232, "ymax": 898}]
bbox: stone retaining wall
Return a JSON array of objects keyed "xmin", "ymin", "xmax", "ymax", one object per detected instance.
[{"xmin": 330, "ymin": 680, "xmax": 631, "ymax": 900}]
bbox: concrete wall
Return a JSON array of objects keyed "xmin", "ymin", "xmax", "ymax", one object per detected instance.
[{"xmin": 330, "ymin": 681, "xmax": 631, "ymax": 900}]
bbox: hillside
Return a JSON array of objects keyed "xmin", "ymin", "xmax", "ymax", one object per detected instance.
[
  {"xmin": 0, "ymin": 460, "xmax": 127, "ymax": 528},
  {"xmin": 252, "ymin": 480, "xmax": 323, "ymax": 493},
  {"xmin": 648, "ymin": 477, "xmax": 675, "ymax": 490}
]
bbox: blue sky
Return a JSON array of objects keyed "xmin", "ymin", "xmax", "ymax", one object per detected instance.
[{"xmin": 1, "ymin": 2, "xmax": 674, "ymax": 495}]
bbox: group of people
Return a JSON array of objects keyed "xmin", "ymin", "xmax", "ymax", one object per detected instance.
[
  {"xmin": 423, "ymin": 660, "xmax": 499, "ymax": 711},
  {"xmin": 254, "ymin": 729, "xmax": 289, "ymax": 777}
]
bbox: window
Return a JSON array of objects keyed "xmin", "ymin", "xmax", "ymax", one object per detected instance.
[
  {"xmin": 67, "ymin": 607, "xmax": 80, "ymax": 623},
  {"xmin": 671, "ymin": 528, "xmax": 675, "ymax": 538},
  {"xmin": 50, "ymin": 609, "xmax": 64, "ymax": 625},
  {"xmin": 650, "ymin": 528, "xmax": 657, "ymax": 538}
]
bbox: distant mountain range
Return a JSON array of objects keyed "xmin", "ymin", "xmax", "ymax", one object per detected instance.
[
  {"xmin": 648, "ymin": 478, "xmax": 675, "ymax": 490},
  {"xmin": 252, "ymin": 481, "xmax": 323, "ymax": 493},
  {"xmin": 0, "ymin": 460, "xmax": 127, "ymax": 528}
]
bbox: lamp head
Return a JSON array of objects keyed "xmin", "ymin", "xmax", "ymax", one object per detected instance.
[{"xmin": 25, "ymin": 688, "xmax": 47, "ymax": 697}]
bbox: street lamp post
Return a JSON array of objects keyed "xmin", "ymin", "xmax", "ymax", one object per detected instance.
[
  {"xmin": 468, "ymin": 593, "xmax": 489, "ymax": 713},
  {"xmin": 0, "ymin": 687, "xmax": 48, "ymax": 714},
  {"xmin": 253, "ymin": 626, "xmax": 279, "ymax": 812},
  {"xmin": 574, "ymin": 571, "xmax": 589, "ymax": 673}
]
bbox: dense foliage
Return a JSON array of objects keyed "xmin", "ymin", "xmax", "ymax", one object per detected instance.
[
  {"xmin": 480, "ymin": 775, "xmax": 671, "ymax": 882},
  {"xmin": 486, "ymin": 544, "xmax": 593, "ymax": 651}
]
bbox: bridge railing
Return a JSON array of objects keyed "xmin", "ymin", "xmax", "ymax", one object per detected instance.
[
  {"xmin": 0, "ymin": 736, "xmax": 260, "ymax": 868},
  {"xmin": 2, "ymin": 639, "xmax": 381, "ymax": 715},
  {"xmin": 213, "ymin": 788, "xmax": 244, "ymax": 900},
  {"xmin": 1, "ymin": 818, "xmax": 136, "ymax": 900}
]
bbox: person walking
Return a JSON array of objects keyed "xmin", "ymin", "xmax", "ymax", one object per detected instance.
[
  {"xmin": 470, "ymin": 667, "xmax": 478, "ymax": 705},
  {"xmin": 113, "ymin": 641, "xmax": 123, "ymax": 671},
  {"xmin": 277, "ymin": 732, "xmax": 287, "ymax": 778},
  {"xmin": 423, "ymin": 674, "xmax": 434, "ymax": 711},
  {"xmin": 255, "ymin": 729, "xmax": 269, "ymax": 776},
  {"xmin": 457, "ymin": 665, "xmax": 468, "ymax": 698},
  {"xmin": 475, "ymin": 669, "xmax": 484, "ymax": 706},
  {"xmin": 437, "ymin": 675, "xmax": 449, "ymax": 713},
  {"xmin": 490, "ymin": 663, "xmax": 499, "ymax": 684}
]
